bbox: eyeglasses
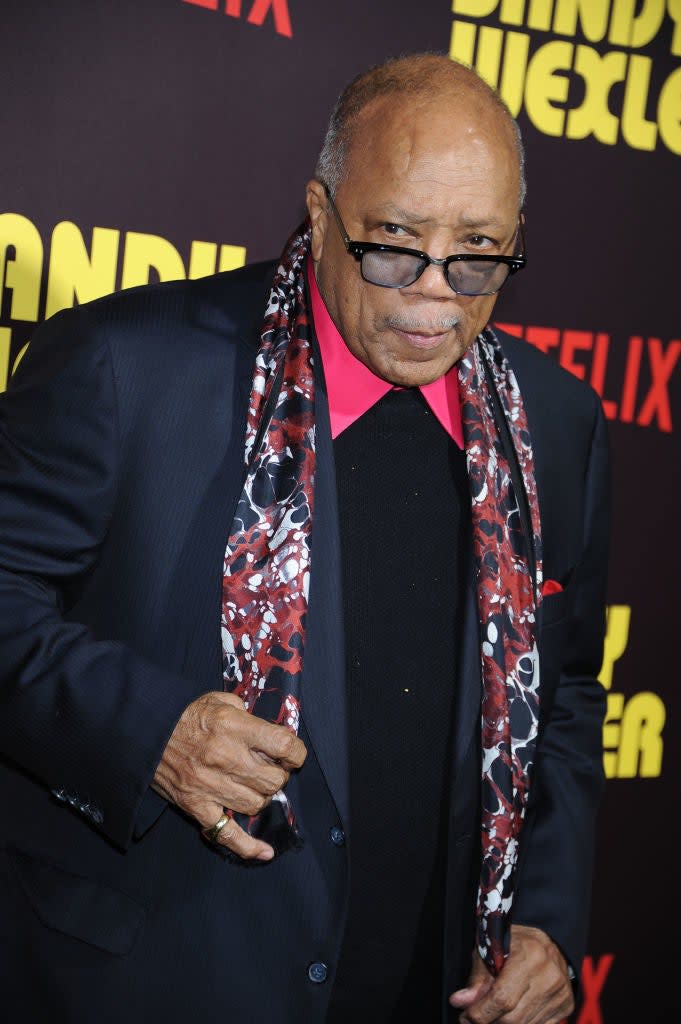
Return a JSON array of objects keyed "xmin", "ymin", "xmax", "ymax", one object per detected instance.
[{"xmin": 321, "ymin": 183, "xmax": 526, "ymax": 297}]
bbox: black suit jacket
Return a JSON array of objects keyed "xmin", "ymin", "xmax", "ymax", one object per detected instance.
[{"xmin": 0, "ymin": 262, "xmax": 609, "ymax": 1022}]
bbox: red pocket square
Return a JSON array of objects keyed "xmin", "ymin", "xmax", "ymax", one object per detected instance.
[{"xmin": 542, "ymin": 578, "xmax": 563, "ymax": 596}]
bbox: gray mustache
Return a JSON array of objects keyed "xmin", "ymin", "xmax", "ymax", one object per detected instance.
[{"xmin": 382, "ymin": 314, "xmax": 461, "ymax": 333}]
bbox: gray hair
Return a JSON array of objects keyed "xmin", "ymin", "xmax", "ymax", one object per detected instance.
[{"xmin": 315, "ymin": 53, "xmax": 526, "ymax": 208}]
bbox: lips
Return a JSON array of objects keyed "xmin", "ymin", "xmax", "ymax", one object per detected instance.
[{"xmin": 393, "ymin": 328, "xmax": 449, "ymax": 349}]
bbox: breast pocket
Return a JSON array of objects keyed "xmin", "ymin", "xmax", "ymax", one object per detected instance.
[{"xmin": 540, "ymin": 589, "xmax": 569, "ymax": 627}]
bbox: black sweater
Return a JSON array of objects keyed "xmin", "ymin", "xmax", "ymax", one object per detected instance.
[{"xmin": 327, "ymin": 387, "xmax": 470, "ymax": 1021}]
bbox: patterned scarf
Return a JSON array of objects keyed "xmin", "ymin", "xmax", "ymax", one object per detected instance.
[{"xmin": 221, "ymin": 223, "xmax": 543, "ymax": 974}]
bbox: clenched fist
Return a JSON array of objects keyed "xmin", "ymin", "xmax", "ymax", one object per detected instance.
[
  {"xmin": 449, "ymin": 925, "xmax": 574, "ymax": 1024},
  {"xmin": 152, "ymin": 691, "xmax": 307, "ymax": 861}
]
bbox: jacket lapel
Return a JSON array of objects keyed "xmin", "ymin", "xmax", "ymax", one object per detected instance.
[
  {"xmin": 300, "ymin": 370, "xmax": 350, "ymax": 827},
  {"xmin": 454, "ymin": 571, "xmax": 482, "ymax": 774}
]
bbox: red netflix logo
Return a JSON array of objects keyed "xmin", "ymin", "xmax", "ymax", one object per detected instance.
[
  {"xmin": 182, "ymin": 0, "xmax": 293, "ymax": 38},
  {"xmin": 496, "ymin": 322, "xmax": 680, "ymax": 433}
]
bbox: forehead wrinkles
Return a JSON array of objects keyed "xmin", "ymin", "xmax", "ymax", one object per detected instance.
[{"xmin": 345, "ymin": 93, "xmax": 518, "ymax": 206}]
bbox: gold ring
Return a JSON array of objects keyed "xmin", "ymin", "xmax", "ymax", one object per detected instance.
[{"xmin": 202, "ymin": 811, "xmax": 231, "ymax": 843}]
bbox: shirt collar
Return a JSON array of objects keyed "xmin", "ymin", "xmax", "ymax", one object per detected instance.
[{"xmin": 306, "ymin": 259, "xmax": 463, "ymax": 447}]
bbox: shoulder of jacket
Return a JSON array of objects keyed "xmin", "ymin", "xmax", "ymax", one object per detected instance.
[
  {"xmin": 36, "ymin": 260, "xmax": 276, "ymax": 337},
  {"xmin": 493, "ymin": 325, "xmax": 602, "ymax": 421}
]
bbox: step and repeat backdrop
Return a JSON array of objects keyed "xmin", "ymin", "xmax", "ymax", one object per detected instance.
[{"xmin": 1, "ymin": 1, "xmax": 679, "ymax": 1019}]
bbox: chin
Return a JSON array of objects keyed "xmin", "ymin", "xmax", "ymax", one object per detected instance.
[
  {"xmin": 381, "ymin": 360, "xmax": 453, "ymax": 388},
  {"xmin": 382, "ymin": 347, "xmax": 465, "ymax": 387}
]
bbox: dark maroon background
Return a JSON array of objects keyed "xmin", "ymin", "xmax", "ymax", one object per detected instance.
[{"xmin": 1, "ymin": 1, "xmax": 679, "ymax": 1019}]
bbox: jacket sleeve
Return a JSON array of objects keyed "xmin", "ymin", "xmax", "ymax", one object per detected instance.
[
  {"xmin": 511, "ymin": 397, "xmax": 610, "ymax": 980},
  {"xmin": 0, "ymin": 309, "xmax": 193, "ymax": 850}
]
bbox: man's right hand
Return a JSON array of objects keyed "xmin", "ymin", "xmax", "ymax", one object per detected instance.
[{"xmin": 151, "ymin": 691, "xmax": 307, "ymax": 861}]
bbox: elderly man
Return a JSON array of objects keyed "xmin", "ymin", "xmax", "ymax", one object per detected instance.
[{"xmin": 0, "ymin": 54, "xmax": 608, "ymax": 1023}]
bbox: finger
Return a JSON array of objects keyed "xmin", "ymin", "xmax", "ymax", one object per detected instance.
[
  {"xmin": 211, "ymin": 757, "xmax": 287, "ymax": 802},
  {"xmin": 250, "ymin": 721, "xmax": 307, "ymax": 770},
  {"xmin": 450, "ymin": 950, "xmax": 493, "ymax": 1008},
  {"xmin": 458, "ymin": 975, "xmax": 527, "ymax": 1024},
  {"xmin": 248, "ymin": 752, "xmax": 290, "ymax": 796},
  {"xmin": 209, "ymin": 779, "xmax": 273, "ymax": 818},
  {"xmin": 214, "ymin": 815, "xmax": 274, "ymax": 862},
  {"xmin": 449, "ymin": 977, "xmax": 493, "ymax": 1009},
  {"xmin": 495, "ymin": 970, "xmax": 574, "ymax": 1024},
  {"xmin": 197, "ymin": 804, "xmax": 273, "ymax": 862},
  {"xmin": 195, "ymin": 770, "xmax": 272, "ymax": 819},
  {"xmin": 208, "ymin": 692, "xmax": 307, "ymax": 770}
]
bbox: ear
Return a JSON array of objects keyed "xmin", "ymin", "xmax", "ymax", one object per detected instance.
[{"xmin": 305, "ymin": 179, "xmax": 329, "ymax": 262}]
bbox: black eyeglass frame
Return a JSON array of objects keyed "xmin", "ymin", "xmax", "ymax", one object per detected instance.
[{"xmin": 321, "ymin": 182, "xmax": 527, "ymax": 296}]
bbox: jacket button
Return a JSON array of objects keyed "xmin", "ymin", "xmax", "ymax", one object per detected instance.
[
  {"xmin": 307, "ymin": 962, "xmax": 328, "ymax": 984},
  {"xmin": 329, "ymin": 826, "xmax": 345, "ymax": 847}
]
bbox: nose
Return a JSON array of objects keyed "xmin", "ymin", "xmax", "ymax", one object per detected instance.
[{"xmin": 401, "ymin": 260, "xmax": 454, "ymax": 301}]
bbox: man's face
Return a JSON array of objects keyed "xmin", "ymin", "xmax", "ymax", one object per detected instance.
[{"xmin": 307, "ymin": 91, "xmax": 521, "ymax": 387}]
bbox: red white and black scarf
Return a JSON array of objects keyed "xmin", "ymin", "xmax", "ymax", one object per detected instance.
[{"xmin": 221, "ymin": 223, "xmax": 543, "ymax": 975}]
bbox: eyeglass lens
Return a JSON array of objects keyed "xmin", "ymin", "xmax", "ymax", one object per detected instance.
[{"xmin": 360, "ymin": 250, "xmax": 512, "ymax": 296}]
